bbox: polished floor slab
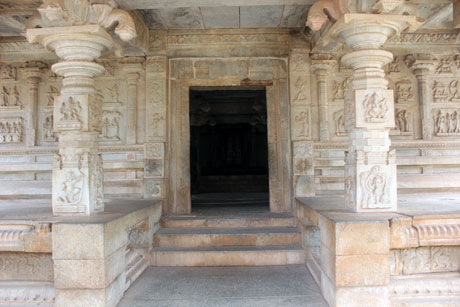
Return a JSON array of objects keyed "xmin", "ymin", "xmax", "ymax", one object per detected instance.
[{"xmin": 118, "ymin": 265, "xmax": 328, "ymax": 307}]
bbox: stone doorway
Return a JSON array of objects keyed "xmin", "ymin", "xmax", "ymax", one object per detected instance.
[
  {"xmin": 189, "ymin": 88, "xmax": 269, "ymax": 211},
  {"xmin": 168, "ymin": 58, "xmax": 292, "ymax": 215}
]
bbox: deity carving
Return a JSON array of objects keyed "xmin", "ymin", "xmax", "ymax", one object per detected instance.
[
  {"xmin": 293, "ymin": 141, "xmax": 313, "ymax": 158},
  {"xmin": 293, "ymin": 77, "xmax": 308, "ymax": 102},
  {"xmin": 47, "ymin": 85, "xmax": 59, "ymax": 106},
  {"xmin": 43, "ymin": 115, "xmax": 57, "ymax": 142},
  {"xmin": 359, "ymin": 166, "xmax": 390, "ymax": 209},
  {"xmin": 295, "ymin": 111, "xmax": 309, "ymax": 138},
  {"xmin": 432, "ymin": 81, "xmax": 448, "ymax": 103},
  {"xmin": 151, "ymin": 113, "xmax": 165, "ymax": 137},
  {"xmin": 448, "ymin": 80, "xmax": 460, "ymax": 102},
  {"xmin": 333, "ymin": 109, "xmax": 346, "ymax": 136},
  {"xmin": 149, "ymin": 81, "xmax": 164, "ymax": 105},
  {"xmin": 435, "ymin": 57, "xmax": 453, "ymax": 74},
  {"xmin": 332, "ymin": 78, "xmax": 350, "ymax": 101},
  {"xmin": 0, "ymin": 86, "xmax": 21, "ymax": 107},
  {"xmin": 100, "ymin": 111, "xmax": 120, "ymax": 140},
  {"xmin": 145, "ymin": 143, "xmax": 164, "ymax": 159},
  {"xmin": 100, "ymin": 84, "xmax": 119, "ymax": 103},
  {"xmin": 59, "ymin": 97, "xmax": 81, "ymax": 122},
  {"xmin": 434, "ymin": 109, "xmax": 460, "ymax": 136},
  {"xmin": 0, "ymin": 118, "xmax": 24, "ymax": 143},
  {"xmin": 395, "ymin": 109, "xmax": 410, "ymax": 133},
  {"xmin": 363, "ymin": 92, "xmax": 388, "ymax": 123},
  {"xmin": 388, "ymin": 56, "xmax": 400, "ymax": 73},
  {"xmin": 1, "ymin": 64, "xmax": 17, "ymax": 80},
  {"xmin": 395, "ymin": 81, "xmax": 414, "ymax": 104},
  {"xmin": 56, "ymin": 170, "xmax": 84, "ymax": 206}
]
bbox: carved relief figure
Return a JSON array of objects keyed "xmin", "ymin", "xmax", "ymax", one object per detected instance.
[
  {"xmin": 395, "ymin": 81, "xmax": 414, "ymax": 104},
  {"xmin": 47, "ymin": 85, "xmax": 59, "ymax": 106},
  {"xmin": 0, "ymin": 118, "xmax": 24, "ymax": 143},
  {"xmin": 388, "ymin": 56, "xmax": 400, "ymax": 73},
  {"xmin": 434, "ymin": 109, "xmax": 460, "ymax": 136},
  {"xmin": 363, "ymin": 92, "xmax": 388, "ymax": 123},
  {"xmin": 59, "ymin": 97, "xmax": 81, "ymax": 121},
  {"xmin": 293, "ymin": 77, "xmax": 307, "ymax": 102},
  {"xmin": 1, "ymin": 65, "xmax": 17, "ymax": 80},
  {"xmin": 333, "ymin": 109, "xmax": 346, "ymax": 136},
  {"xmin": 295, "ymin": 111, "xmax": 309, "ymax": 138},
  {"xmin": 360, "ymin": 166, "xmax": 389, "ymax": 209},
  {"xmin": 43, "ymin": 115, "xmax": 57, "ymax": 142},
  {"xmin": 395, "ymin": 109, "xmax": 410, "ymax": 132},
  {"xmin": 100, "ymin": 111, "xmax": 120, "ymax": 140},
  {"xmin": 101, "ymin": 84, "xmax": 119, "ymax": 103},
  {"xmin": 151, "ymin": 113, "xmax": 165, "ymax": 137},
  {"xmin": 432, "ymin": 81, "xmax": 448, "ymax": 103},
  {"xmin": 0, "ymin": 87, "xmax": 9, "ymax": 106},
  {"xmin": 57, "ymin": 170, "xmax": 84, "ymax": 206},
  {"xmin": 332, "ymin": 78, "xmax": 350, "ymax": 101},
  {"xmin": 435, "ymin": 57, "xmax": 453, "ymax": 74},
  {"xmin": 449, "ymin": 80, "xmax": 460, "ymax": 102}
]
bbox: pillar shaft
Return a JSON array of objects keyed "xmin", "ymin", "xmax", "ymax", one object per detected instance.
[
  {"xmin": 24, "ymin": 71, "xmax": 41, "ymax": 147},
  {"xmin": 312, "ymin": 55, "xmax": 334, "ymax": 142},
  {"xmin": 411, "ymin": 59, "xmax": 434, "ymax": 140}
]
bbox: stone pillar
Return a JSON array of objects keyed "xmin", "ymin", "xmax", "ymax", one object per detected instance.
[
  {"xmin": 407, "ymin": 54, "xmax": 434, "ymax": 140},
  {"xmin": 122, "ymin": 58, "xmax": 143, "ymax": 145},
  {"xmin": 335, "ymin": 14, "xmax": 418, "ymax": 212},
  {"xmin": 311, "ymin": 54, "xmax": 334, "ymax": 142},
  {"xmin": 23, "ymin": 67, "xmax": 42, "ymax": 147},
  {"xmin": 27, "ymin": 25, "xmax": 118, "ymax": 215}
]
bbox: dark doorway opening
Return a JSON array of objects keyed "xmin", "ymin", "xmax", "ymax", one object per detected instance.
[{"xmin": 190, "ymin": 87, "xmax": 269, "ymax": 212}]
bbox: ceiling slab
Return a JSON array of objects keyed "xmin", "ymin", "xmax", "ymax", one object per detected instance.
[
  {"xmin": 240, "ymin": 5, "xmax": 284, "ymax": 28},
  {"xmin": 201, "ymin": 6, "xmax": 239, "ymax": 29}
]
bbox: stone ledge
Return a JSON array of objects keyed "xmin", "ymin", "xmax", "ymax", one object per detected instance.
[{"xmin": 0, "ymin": 281, "xmax": 55, "ymax": 306}]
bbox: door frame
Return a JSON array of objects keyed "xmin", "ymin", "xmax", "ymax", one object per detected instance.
[{"xmin": 167, "ymin": 57, "xmax": 292, "ymax": 215}]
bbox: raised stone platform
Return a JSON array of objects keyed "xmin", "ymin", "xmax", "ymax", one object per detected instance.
[
  {"xmin": 0, "ymin": 198, "xmax": 162, "ymax": 307},
  {"xmin": 296, "ymin": 193, "xmax": 460, "ymax": 307}
]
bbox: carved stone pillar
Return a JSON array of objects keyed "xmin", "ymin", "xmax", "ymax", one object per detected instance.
[
  {"xmin": 122, "ymin": 58, "xmax": 143, "ymax": 145},
  {"xmin": 336, "ymin": 14, "xmax": 419, "ymax": 212},
  {"xmin": 26, "ymin": 0, "xmax": 136, "ymax": 216},
  {"xmin": 312, "ymin": 54, "xmax": 334, "ymax": 142},
  {"xmin": 406, "ymin": 54, "xmax": 434, "ymax": 140},
  {"xmin": 22, "ymin": 65, "xmax": 43, "ymax": 147}
]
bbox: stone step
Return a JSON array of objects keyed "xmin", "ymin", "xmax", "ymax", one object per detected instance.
[
  {"xmin": 151, "ymin": 245, "xmax": 305, "ymax": 266},
  {"xmin": 162, "ymin": 215, "xmax": 297, "ymax": 229},
  {"xmin": 153, "ymin": 227, "xmax": 301, "ymax": 248}
]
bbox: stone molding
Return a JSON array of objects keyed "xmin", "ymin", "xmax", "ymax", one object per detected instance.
[
  {"xmin": 391, "ymin": 218, "xmax": 460, "ymax": 248},
  {"xmin": 390, "ymin": 273, "xmax": 460, "ymax": 302},
  {"xmin": 0, "ymin": 223, "xmax": 51, "ymax": 253},
  {"xmin": 0, "ymin": 281, "xmax": 55, "ymax": 305}
]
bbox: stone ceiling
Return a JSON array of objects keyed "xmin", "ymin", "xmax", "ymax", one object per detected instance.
[{"xmin": 0, "ymin": 0, "xmax": 456, "ymax": 37}]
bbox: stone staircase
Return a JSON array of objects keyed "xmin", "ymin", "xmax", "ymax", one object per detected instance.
[{"xmin": 151, "ymin": 213, "xmax": 305, "ymax": 266}]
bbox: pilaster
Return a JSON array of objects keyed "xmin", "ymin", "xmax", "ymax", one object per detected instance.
[
  {"xmin": 312, "ymin": 54, "xmax": 335, "ymax": 142},
  {"xmin": 122, "ymin": 57, "xmax": 144, "ymax": 145},
  {"xmin": 406, "ymin": 54, "xmax": 435, "ymax": 140},
  {"xmin": 21, "ymin": 64, "xmax": 43, "ymax": 147}
]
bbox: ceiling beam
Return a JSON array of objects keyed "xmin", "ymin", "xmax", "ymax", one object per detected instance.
[{"xmin": 117, "ymin": 0, "xmax": 316, "ymax": 10}]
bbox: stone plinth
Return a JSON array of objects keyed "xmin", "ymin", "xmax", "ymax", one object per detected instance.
[
  {"xmin": 296, "ymin": 195, "xmax": 460, "ymax": 307},
  {"xmin": 52, "ymin": 200, "xmax": 161, "ymax": 307}
]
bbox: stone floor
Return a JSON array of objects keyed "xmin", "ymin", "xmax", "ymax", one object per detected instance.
[{"xmin": 118, "ymin": 265, "xmax": 328, "ymax": 307}]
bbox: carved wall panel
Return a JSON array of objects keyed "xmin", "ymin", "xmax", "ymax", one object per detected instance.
[
  {"xmin": 391, "ymin": 246, "xmax": 460, "ymax": 275},
  {"xmin": 100, "ymin": 110, "xmax": 121, "ymax": 141},
  {"xmin": 0, "ymin": 85, "xmax": 22, "ymax": 110},
  {"xmin": 433, "ymin": 108, "xmax": 460, "ymax": 136},
  {"xmin": 146, "ymin": 56, "xmax": 167, "ymax": 142},
  {"xmin": 0, "ymin": 118, "xmax": 24, "ymax": 144},
  {"xmin": 0, "ymin": 252, "xmax": 53, "ymax": 281},
  {"xmin": 289, "ymin": 50, "xmax": 310, "ymax": 142}
]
